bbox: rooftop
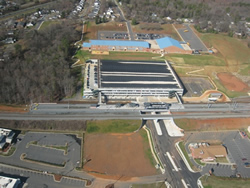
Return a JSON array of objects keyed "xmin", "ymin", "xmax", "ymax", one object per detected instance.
[
  {"xmin": 100, "ymin": 60, "xmax": 181, "ymax": 89},
  {"xmin": 83, "ymin": 40, "xmax": 150, "ymax": 48},
  {"xmin": 191, "ymin": 145, "xmax": 227, "ymax": 161},
  {"xmin": 0, "ymin": 176, "xmax": 20, "ymax": 188},
  {"xmin": 156, "ymin": 37, "xmax": 183, "ymax": 49}
]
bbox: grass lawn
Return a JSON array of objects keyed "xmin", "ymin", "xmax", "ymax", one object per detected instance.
[
  {"xmin": 86, "ymin": 120, "xmax": 141, "ymax": 133},
  {"xmin": 0, "ymin": 147, "xmax": 16, "ymax": 156},
  {"xmin": 200, "ymin": 33, "xmax": 250, "ymax": 73},
  {"xmin": 201, "ymin": 175, "xmax": 250, "ymax": 188},
  {"xmin": 238, "ymin": 64, "xmax": 250, "ymax": 76},
  {"xmin": 139, "ymin": 129, "xmax": 156, "ymax": 167},
  {"xmin": 131, "ymin": 182, "xmax": 167, "ymax": 188},
  {"xmin": 194, "ymin": 158, "xmax": 205, "ymax": 166},
  {"xmin": 165, "ymin": 54, "xmax": 225, "ymax": 66},
  {"xmin": 215, "ymin": 157, "xmax": 228, "ymax": 163},
  {"xmin": 178, "ymin": 141, "xmax": 195, "ymax": 170},
  {"xmin": 75, "ymin": 50, "xmax": 90, "ymax": 63},
  {"xmin": 39, "ymin": 21, "xmax": 61, "ymax": 30},
  {"xmin": 77, "ymin": 50, "xmax": 164, "ymax": 61},
  {"xmin": 174, "ymin": 119, "xmax": 198, "ymax": 131}
]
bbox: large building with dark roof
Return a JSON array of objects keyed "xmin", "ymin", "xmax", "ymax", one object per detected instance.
[{"xmin": 83, "ymin": 60, "xmax": 184, "ymax": 98}]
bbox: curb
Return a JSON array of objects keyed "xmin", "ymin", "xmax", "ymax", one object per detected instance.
[
  {"xmin": 172, "ymin": 24, "xmax": 184, "ymax": 41},
  {"xmin": 175, "ymin": 141, "xmax": 195, "ymax": 173},
  {"xmin": 143, "ymin": 126, "xmax": 165, "ymax": 174}
]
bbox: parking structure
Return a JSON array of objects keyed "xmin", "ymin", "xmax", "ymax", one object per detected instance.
[{"xmin": 83, "ymin": 59, "xmax": 184, "ymax": 99}]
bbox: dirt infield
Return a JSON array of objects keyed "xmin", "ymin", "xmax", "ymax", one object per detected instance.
[
  {"xmin": 175, "ymin": 118, "xmax": 250, "ymax": 131},
  {"xmin": 84, "ymin": 132, "xmax": 156, "ymax": 179},
  {"xmin": 217, "ymin": 73, "xmax": 249, "ymax": 92}
]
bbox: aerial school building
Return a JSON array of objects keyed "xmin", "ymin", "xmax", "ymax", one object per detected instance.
[
  {"xmin": 82, "ymin": 37, "xmax": 192, "ymax": 54},
  {"xmin": 82, "ymin": 37, "xmax": 186, "ymax": 99},
  {"xmin": 82, "ymin": 40, "xmax": 150, "ymax": 52}
]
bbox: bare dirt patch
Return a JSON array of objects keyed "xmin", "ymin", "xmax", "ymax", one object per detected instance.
[
  {"xmin": 85, "ymin": 21, "xmax": 127, "ymax": 40},
  {"xmin": 132, "ymin": 23, "xmax": 181, "ymax": 40},
  {"xmin": 217, "ymin": 73, "xmax": 249, "ymax": 92},
  {"xmin": 175, "ymin": 118, "xmax": 250, "ymax": 131},
  {"xmin": 84, "ymin": 132, "xmax": 156, "ymax": 179},
  {"xmin": 183, "ymin": 90, "xmax": 230, "ymax": 103},
  {"xmin": 0, "ymin": 105, "xmax": 27, "ymax": 113},
  {"xmin": 54, "ymin": 174, "xmax": 63, "ymax": 182}
]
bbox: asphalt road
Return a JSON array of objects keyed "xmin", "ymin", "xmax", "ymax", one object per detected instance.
[
  {"xmin": 0, "ymin": 1, "xmax": 56, "ymax": 20},
  {"xmin": 113, "ymin": 0, "xmax": 134, "ymax": 40},
  {"xmin": 0, "ymin": 111, "xmax": 249, "ymax": 121},
  {"xmin": 177, "ymin": 24, "xmax": 207, "ymax": 51},
  {"xmin": 148, "ymin": 120, "xmax": 201, "ymax": 188}
]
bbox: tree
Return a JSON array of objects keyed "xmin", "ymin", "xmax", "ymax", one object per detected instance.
[
  {"xmin": 131, "ymin": 18, "xmax": 137, "ymax": 25},
  {"xmin": 0, "ymin": 21, "xmax": 81, "ymax": 104},
  {"xmin": 95, "ymin": 15, "xmax": 100, "ymax": 24},
  {"xmin": 102, "ymin": 15, "xmax": 107, "ymax": 23},
  {"xmin": 61, "ymin": 11, "xmax": 66, "ymax": 19}
]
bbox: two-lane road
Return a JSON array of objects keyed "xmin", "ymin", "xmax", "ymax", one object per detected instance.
[{"xmin": 148, "ymin": 120, "xmax": 201, "ymax": 188}]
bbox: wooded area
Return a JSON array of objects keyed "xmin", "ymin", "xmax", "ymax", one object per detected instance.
[
  {"xmin": 118, "ymin": 0, "xmax": 250, "ymax": 24},
  {"xmin": 0, "ymin": 120, "xmax": 87, "ymax": 131},
  {"xmin": 0, "ymin": 21, "xmax": 81, "ymax": 104}
]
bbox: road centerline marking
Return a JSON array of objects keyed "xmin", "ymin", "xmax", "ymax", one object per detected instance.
[{"xmin": 166, "ymin": 152, "xmax": 179, "ymax": 172}]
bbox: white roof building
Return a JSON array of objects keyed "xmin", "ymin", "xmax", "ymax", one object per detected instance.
[
  {"xmin": 0, "ymin": 128, "xmax": 15, "ymax": 146},
  {"xmin": 0, "ymin": 135, "xmax": 5, "ymax": 149},
  {"xmin": 0, "ymin": 176, "xmax": 21, "ymax": 188}
]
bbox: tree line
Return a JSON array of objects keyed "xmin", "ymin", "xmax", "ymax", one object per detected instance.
[
  {"xmin": 0, "ymin": 21, "xmax": 81, "ymax": 104},
  {"xmin": 118, "ymin": 0, "xmax": 250, "ymax": 26}
]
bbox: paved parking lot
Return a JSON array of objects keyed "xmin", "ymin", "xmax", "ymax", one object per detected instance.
[
  {"xmin": 98, "ymin": 31, "xmax": 129, "ymax": 40},
  {"xmin": 202, "ymin": 164, "xmax": 236, "ymax": 177},
  {"xmin": 177, "ymin": 24, "xmax": 207, "ymax": 51},
  {"xmin": 98, "ymin": 31, "xmax": 167, "ymax": 41},
  {"xmin": 25, "ymin": 145, "xmax": 66, "ymax": 166},
  {"xmin": 135, "ymin": 33, "xmax": 165, "ymax": 40},
  {"xmin": 18, "ymin": 132, "xmax": 81, "ymax": 168},
  {"xmin": 0, "ymin": 164, "xmax": 86, "ymax": 188},
  {"xmin": 185, "ymin": 131, "xmax": 250, "ymax": 178},
  {"xmin": 181, "ymin": 77, "xmax": 215, "ymax": 97}
]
